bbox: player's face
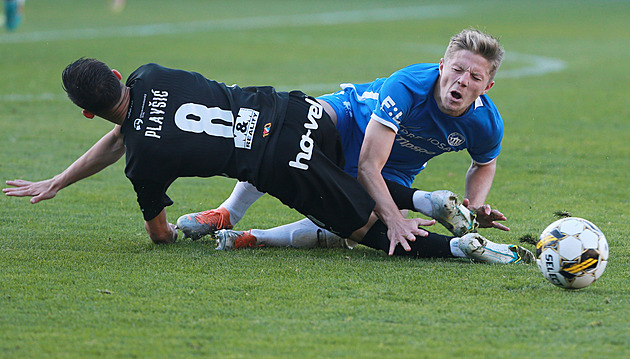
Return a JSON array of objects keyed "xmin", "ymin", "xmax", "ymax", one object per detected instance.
[{"xmin": 435, "ymin": 50, "xmax": 495, "ymax": 117}]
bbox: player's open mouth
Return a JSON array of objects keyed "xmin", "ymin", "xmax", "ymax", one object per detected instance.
[{"xmin": 451, "ymin": 91, "xmax": 462, "ymax": 100}]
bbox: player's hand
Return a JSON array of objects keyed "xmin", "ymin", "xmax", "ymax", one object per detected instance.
[
  {"xmin": 466, "ymin": 201, "xmax": 510, "ymax": 231},
  {"xmin": 3, "ymin": 179, "xmax": 59, "ymax": 204},
  {"xmin": 168, "ymin": 222, "xmax": 178, "ymax": 243},
  {"xmin": 387, "ymin": 217, "xmax": 436, "ymax": 255}
]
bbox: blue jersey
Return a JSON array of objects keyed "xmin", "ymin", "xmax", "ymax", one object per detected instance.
[{"xmin": 318, "ymin": 63, "xmax": 503, "ymax": 187}]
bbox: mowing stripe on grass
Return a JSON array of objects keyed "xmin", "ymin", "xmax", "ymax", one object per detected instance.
[
  {"xmin": 0, "ymin": 5, "xmax": 462, "ymax": 44},
  {"xmin": 0, "ymin": 51, "xmax": 566, "ymax": 103}
]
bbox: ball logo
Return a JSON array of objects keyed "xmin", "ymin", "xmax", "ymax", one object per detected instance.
[
  {"xmin": 447, "ymin": 132, "xmax": 465, "ymax": 147},
  {"xmin": 134, "ymin": 119, "xmax": 143, "ymax": 131}
]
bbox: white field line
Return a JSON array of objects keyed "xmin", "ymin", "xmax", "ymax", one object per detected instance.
[
  {"xmin": 0, "ymin": 5, "xmax": 566, "ymax": 102},
  {"xmin": 0, "ymin": 5, "xmax": 461, "ymax": 44},
  {"xmin": 0, "ymin": 52, "xmax": 567, "ymax": 102},
  {"xmin": 500, "ymin": 52, "xmax": 567, "ymax": 78},
  {"xmin": 0, "ymin": 51, "xmax": 566, "ymax": 103}
]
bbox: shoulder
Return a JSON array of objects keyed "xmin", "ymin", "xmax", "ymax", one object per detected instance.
[
  {"xmin": 392, "ymin": 63, "xmax": 439, "ymax": 82},
  {"xmin": 475, "ymin": 95, "xmax": 502, "ymax": 124},
  {"xmin": 467, "ymin": 95, "xmax": 503, "ymax": 139},
  {"xmin": 126, "ymin": 63, "xmax": 164, "ymax": 86},
  {"xmin": 383, "ymin": 63, "xmax": 439, "ymax": 98}
]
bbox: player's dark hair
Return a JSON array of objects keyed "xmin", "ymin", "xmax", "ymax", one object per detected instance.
[{"xmin": 62, "ymin": 57, "xmax": 122, "ymax": 114}]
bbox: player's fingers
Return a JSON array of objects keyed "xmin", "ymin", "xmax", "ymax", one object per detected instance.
[
  {"xmin": 415, "ymin": 218, "xmax": 436, "ymax": 227},
  {"xmin": 462, "ymin": 198, "xmax": 470, "ymax": 208},
  {"xmin": 5, "ymin": 179, "xmax": 31, "ymax": 187},
  {"xmin": 415, "ymin": 228, "xmax": 429, "ymax": 237},
  {"xmin": 31, "ymin": 190, "xmax": 56, "ymax": 203},
  {"xmin": 31, "ymin": 193, "xmax": 47, "ymax": 204},
  {"xmin": 491, "ymin": 210, "xmax": 507, "ymax": 221},
  {"xmin": 2, "ymin": 187, "xmax": 27, "ymax": 196},
  {"xmin": 493, "ymin": 222, "xmax": 510, "ymax": 231},
  {"xmin": 388, "ymin": 241, "xmax": 396, "ymax": 256},
  {"xmin": 401, "ymin": 238, "xmax": 412, "ymax": 251},
  {"xmin": 169, "ymin": 223, "xmax": 178, "ymax": 242},
  {"xmin": 482, "ymin": 204, "xmax": 492, "ymax": 215}
]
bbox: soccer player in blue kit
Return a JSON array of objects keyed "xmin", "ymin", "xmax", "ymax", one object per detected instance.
[
  {"xmin": 177, "ymin": 28, "xmax": 530, "ymax": 263},
  {"xmin": 4, "ymin": 36, "xmax": 534, "ymax": 263}
]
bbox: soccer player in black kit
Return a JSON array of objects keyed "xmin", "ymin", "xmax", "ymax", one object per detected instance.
[{"xmin": 3, "ymin": 58, "xmax": 533, "ymax": 263}]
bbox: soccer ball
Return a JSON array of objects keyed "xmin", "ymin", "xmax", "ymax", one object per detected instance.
[{"xmin": 536, "ymin": 217, "xmax": 608, "ymax": 289}]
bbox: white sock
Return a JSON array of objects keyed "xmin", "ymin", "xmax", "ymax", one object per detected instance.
[
  {"xmin": 251, "ymin": 218, "xmax": 325, "ymax": 248},
  {"xmin": 220, "ymin": 181, "xmax": 264, "ymax": 225},
  {"xmin": 449, "ymin": 237, "xmax": 466, "ymax": 258},
  {"xmin": 412, "ymin": 190, "xmax": 433, "ymax": 217}
]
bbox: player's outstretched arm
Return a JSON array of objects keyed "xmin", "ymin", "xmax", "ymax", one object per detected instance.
[
  {"xmin": 3, "ymin": 126, "xmax": 125, "ymax": 204},
  {"xmin": 358, "ymin": 121, "xmax": 435, "ymax": 255},
  {"xmin": 464, "ymin": 159, "xmax": 509, "ymax": 231}
]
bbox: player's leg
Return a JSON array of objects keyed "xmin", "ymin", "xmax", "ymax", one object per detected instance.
[
  {"xmin": 358, "ymin": 220, "xmax": 533, "ymax": 263},
  {"xmin": 385, "ymin": 179, "xmax": 478, "ymax": 236},
  {"xmin": 458, "ymin": 233, "xmax": 534, "ymax": 264},
  {"xmin": 176, "ymin": 180, "xmax": 263, "ymax": 240},
  {"xmin": 215, "ymin": 218, "xmax": 349, "ymax": 250}
]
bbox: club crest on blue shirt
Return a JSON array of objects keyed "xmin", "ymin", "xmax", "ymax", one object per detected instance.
[{"xmin": 447, "ymin": 132, "xmax": 466, "ymax": 147}]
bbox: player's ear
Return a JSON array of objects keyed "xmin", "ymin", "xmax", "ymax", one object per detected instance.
[
  {"xmin": 82, "ymin": 109, "xmax": 95, "ymax": 119},
  {"xmin": 482, "ymin": 80, "xmax": 495, "ymax": 95},
  {"xmin": 112, "ymin": 69, "xmax": 122, "ymax": 81}
]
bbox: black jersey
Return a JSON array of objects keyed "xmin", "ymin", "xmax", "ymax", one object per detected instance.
[{"xmin": 120, "ymin": 63, "xmax": 289, "ymax": 220}]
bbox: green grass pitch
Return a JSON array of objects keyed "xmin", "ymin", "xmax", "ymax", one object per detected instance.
[{"xmin": 1, "ymin": 0, "xmax": 629, "ymax": 357}]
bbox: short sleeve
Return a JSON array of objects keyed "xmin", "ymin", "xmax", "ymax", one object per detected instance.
[
  {"xmin": 370, "ymin": 74, "xmax": 416, "ymax": 133},
  {"xmin": 131, "ymin": 179, "xmax": 174, "ymax": 221}
]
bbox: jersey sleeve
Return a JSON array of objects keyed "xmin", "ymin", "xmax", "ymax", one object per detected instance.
[
  {"xmin": 131, "ymin": 179, "xmax": 174, "ymax": 221},
  {"xmin": 467, "ymin": 111, "xmax": 503, "ymax": 164},
  {"xmin": 369, "ymin": 73, "xmax": 416, "ymax": 133},
  {"xmin": 468, "ymin": 140, "xmax": 501, "ymax": 164}
]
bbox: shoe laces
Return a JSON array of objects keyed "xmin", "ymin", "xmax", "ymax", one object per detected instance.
[
  {"xmin": 195, "ymin": 208, "xmax": 232, "ymax": 229},
  {"xmin": 234, "ymin": 231, "xmax": 258, "ymax": 249}
]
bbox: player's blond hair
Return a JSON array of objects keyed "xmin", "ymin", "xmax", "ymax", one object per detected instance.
[{"xmin": 444, "ymin": 28, "xmax": 504, "ymax": 81}]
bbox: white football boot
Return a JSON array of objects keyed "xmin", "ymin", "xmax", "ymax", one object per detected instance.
[
  {"xmin": 215, "ymin": 230, "xmax": 258, "ymax": 250},
  {"xmin": 176, "ymin": 207, "xmax": 232, "ymax": 240},
  {"xmin": 315, "ymin": 229, "xmax": 351, "ymax": 249},
  {"xmin": 428, "ymin": 190, "xmax": 478, "ymax": 237},
  {"xmin": 458, "ymin": 233, "xmax": 534, "ymax": 264}
]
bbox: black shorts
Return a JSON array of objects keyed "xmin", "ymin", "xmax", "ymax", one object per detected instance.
[{"xmin": 258, "ymin": 92, "xmax": 375, "ymax": 238}]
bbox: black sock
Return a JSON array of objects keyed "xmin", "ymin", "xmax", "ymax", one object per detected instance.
[
  {"xmin": 384, "ymin": 179, "xmax": 416, "ymax": 211},
  {"xmin": 360, "ymin": 220, "xmax": 454, "ymax": 258}
]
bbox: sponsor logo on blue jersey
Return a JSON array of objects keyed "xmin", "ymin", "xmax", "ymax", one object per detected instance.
[{"xmin": 381, "ymin": 96, "xmax": 403, "ymax": 124}]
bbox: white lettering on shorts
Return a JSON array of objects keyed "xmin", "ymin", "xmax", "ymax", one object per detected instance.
[{"xmin": 289, "ymin": 97, "xmax": 322, "ymax": 171}]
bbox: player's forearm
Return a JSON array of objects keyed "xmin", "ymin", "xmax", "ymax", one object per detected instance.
[
  {"xmin": 53, "ymin": 129, "xmax": 125, "ymax": 191},
  {"xmin": 358, "ymin": 166, "xmax": 404, "ymax": 225},
  {"xmin": 358, "ymin": 120, "xmax": 402, "ymax": 224},
  {"xmin": 464, "ymin": 160, "xmax": 496, "ymax": 207}
]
